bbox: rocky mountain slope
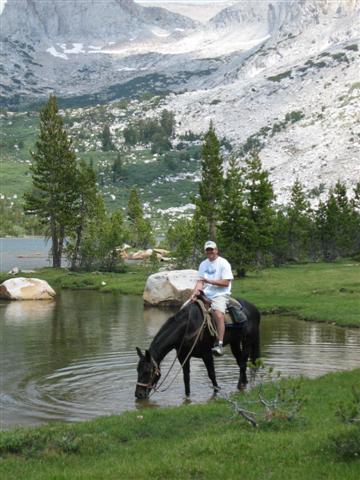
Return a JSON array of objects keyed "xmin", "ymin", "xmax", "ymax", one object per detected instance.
[
  {"xmin": 0, "ymin": 0, "xmax": 198, "ymax": 107},
  {"xmin": 1, "ymin": 0, "xmax": 359, "ymax": 204},
  {"xmin": 161, "ymin": 0, "xmax": 360, "ymax": 202}
]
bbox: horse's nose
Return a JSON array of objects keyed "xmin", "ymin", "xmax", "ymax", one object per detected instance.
[{"xmin": 135, "ymin": 389, "xmax": 146, "ymax": 400}]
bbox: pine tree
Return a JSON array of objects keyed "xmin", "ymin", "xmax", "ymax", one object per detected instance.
[
  {"xmin": 123, "ymin": 126, "xmax": 138, "ymax": 147},
  {"xmin": 243, "ymin": 151, "xmax": 275, "ymax": 267},
  {"xmin": 197, "ymin": 122, "xmax": 223, "ymax": 239},
  {"xmin": 160, "ymin": 109, "xmax": 176, "ymax": 138},
  {"xmin": 24, "ymin": 95, "xmax": 79, "ymax": 267},
  {"xmin": 286, "ymin": 179, "xmax": 312, "ymax": 261},
  {"xmin": 219, "ymin": 156, "xmax": 249, "ymax": 276},
  {"xmin": 271, "ymin": 209, "xmax": 290, "ymax": 266},
  {"xmin": 351, "ymin": 182, "xmax": 360, "ymax": 254},
  {"xmin": 68, "ymin": 160, "xmax": 104, "ymax": 270},
  {"xmin": 316, "ymin": 181, "xmax": 356, "ymax": 260},
  {"xmin": 101, "ymin": 124, "xmax": 114, "ymax": 151},
  {"xmin": 127, "ymin": 188, "xmax": 154, "ymax": 248},
  {"xmin": 112, "ymin": 152, "xmax": 123, "ymax": 182}
]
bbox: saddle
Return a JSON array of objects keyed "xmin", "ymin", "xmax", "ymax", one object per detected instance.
[{"xmin": 195, "ymin": 291, "xmax": 248, "ymax": 327}]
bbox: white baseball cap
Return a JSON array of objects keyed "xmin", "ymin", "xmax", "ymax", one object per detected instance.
[{"xmin": 204, "ymin": 240, "xmax": 217, "ymax": 250}]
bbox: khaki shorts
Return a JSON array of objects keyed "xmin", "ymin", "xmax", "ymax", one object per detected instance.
[{"xmin": 210, "ymin": 295, "xmax": 230, "ymax": 314}]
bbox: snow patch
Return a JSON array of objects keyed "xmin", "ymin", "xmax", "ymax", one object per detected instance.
[{"xmin": 46, "ymin": 46, "xmax": 68, "ymax": 60}]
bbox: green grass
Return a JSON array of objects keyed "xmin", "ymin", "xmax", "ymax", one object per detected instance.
[
  {"xmin": 0, "ymin": 158, "xmax": 32, "ymax": 198},
  {"xmin": 1, "ymin": 260, "xmax": 359, "ymax": 327},
  {"xmin": 233, "ymin": 261, "xmax": 360, "ymax": 327},
  {"xmin": 0, "ymin": 267, "xmax": 149, "ymax": 296},
  {"xmin": 0, "ymin": 369, "xmax": 359, "ymax": 479}
]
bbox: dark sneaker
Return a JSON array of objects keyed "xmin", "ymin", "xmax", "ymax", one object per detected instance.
[{"xmin": 212, "ymin": 343, "xmax": 224, "ymax": 356}]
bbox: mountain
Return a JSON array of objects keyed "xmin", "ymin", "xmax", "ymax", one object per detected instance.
[
  {"xmin": 0, "ymin": 0, "xmax": 198, "ymax": 107},
  {"xmin": 0, "ymin": 0, "xmax": 359, "ymax": 204},
  {"xmin": 1, "ymin": 0, "xmax": 197, "ymax": 43},
  {"xmin": 161, "ymin": 0, "xmax": 360, "ymax": 202}
]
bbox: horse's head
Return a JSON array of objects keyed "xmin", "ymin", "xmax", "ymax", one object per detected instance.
[{"xmin": 135, "ymin": 347, "xmax": 161, "ymax": 400}]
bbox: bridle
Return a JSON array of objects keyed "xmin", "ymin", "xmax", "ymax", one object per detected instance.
[{"xmin": 136, "ymin": 356, "xmax": 161, "ymax": 391}]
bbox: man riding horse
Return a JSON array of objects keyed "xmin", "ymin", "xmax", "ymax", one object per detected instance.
[
  {"xmin": 190, "ymin": 240, "xmax": 234, "ymax": 357},
  {"xmin": 135, "ymin": 241, "xmax": 260, "ymax": 399}
]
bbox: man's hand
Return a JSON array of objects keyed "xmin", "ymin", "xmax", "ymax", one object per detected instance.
[
  {"xmin": 190, "ymin": 279, "xmax": 204, "ymax": 301},
  {"xmin": 190, "ymin": 290, "xmax": 199, "ymax": 301}
]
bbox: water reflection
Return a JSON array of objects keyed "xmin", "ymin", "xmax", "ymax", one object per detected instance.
[
  {"xmin": 4, "ymin": 300, "xmax": 55, "ymax": 324},
  {"xmin": 0, "ymin": 291, "xmax": 359, "ymax": 429}
]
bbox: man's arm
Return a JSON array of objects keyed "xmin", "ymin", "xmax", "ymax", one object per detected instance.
[
  {"xmin": 202, "ymin": 278, "xmax": 231, "ymax": 287},
  {"xmin": 190, "ymin": 279, "xmax": 205, "ymax": 300}
]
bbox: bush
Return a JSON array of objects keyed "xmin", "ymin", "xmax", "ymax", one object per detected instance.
[{"xmin": 328, "ymin": 427, "xmax": 360, "ymax": 460}]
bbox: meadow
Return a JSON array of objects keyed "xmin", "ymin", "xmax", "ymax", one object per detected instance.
[
  {"xmin": 2, "ymin": 260, "xmax": 358, "ymax": 327},
  {"xmin": 0, "ymin": 370, "xmax": 359, "ymax": 479},
  {"xmin": 0, "ymin": 261, "xmax": 359, "ymax": 478}
]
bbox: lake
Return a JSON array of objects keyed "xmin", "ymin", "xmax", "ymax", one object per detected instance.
[
  {"xmin": 1, "ymin": 291, "xmax": 360, "ymax": 429},
  {"xmin": 0, "ymin": 237, "xmax": 53, "ymax": 272}
]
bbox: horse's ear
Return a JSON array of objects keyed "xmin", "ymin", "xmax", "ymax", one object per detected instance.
[
  {"xmin": 145, "ymin": 349, "xmax": 151, "ymax": 362},
  {"xmin": 136, "ymin": 347, "xmax": 144, "ymax": 358}
]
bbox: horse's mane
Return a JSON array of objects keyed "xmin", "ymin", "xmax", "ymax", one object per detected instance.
[
  {"xmin": 155, "ymin": 304, "xmax": 192, "ymax": 337},
  {"xmin": 150, "ymin": 303, "xmax": 201, "ymax": 356}
]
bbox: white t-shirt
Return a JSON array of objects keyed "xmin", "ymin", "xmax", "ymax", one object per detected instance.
[{"xmin": 198, "ymin": 256, "xmax": 234, "ymax": 299}]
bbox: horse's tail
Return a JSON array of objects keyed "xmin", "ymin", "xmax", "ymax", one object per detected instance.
[
  {"xmin": 250, "ymin": 331, "xmax": 260, "ymax": 365},
  {"xmin": 240, "ymin": 299, "xmax": 261, "ymax": 365}
]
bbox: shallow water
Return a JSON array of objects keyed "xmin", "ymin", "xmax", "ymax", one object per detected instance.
[{"xmin": 1, "ymin": 291, "xmax": 360, "ymax": 429}]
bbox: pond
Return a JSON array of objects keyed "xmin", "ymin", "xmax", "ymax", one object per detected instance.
[{"xmin": 1, "ymin": 291, "xmax": 360, "ymax": 429}]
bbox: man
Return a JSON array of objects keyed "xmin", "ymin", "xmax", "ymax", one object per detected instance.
[{"xmin": 191, "ymin": 240, "xmax": 234, "ymax": 356}]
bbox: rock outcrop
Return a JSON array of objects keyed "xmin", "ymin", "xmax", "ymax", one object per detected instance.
[
  {"xmin": 143, "ymin": 269, "xmax": 198, "ymax": 307},
  {"xmin": 0, "ymin": 277, "xmax": 56, "ymax": 300}
]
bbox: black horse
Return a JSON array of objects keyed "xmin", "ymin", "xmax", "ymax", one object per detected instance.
[{"xmin": 135, "ymin": 298, "xmax": 260, "ymax": 400}]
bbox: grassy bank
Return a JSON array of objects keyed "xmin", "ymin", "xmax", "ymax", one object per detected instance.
[
  {"xmin": 1, "ymin": 260, "xmax": 359, "ymax": 327},
  {"xmin": 0, "ymin": 369, "xmax": 359, "ymax": 480},
  {"xmin": 232, "ymin": 261, "xmax": 360, "ymax": 327}
]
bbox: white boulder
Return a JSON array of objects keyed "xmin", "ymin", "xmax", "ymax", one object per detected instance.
[
  {"xmin": 0, "ymin": 277, "xmax": 56, "ymax": 300},
  {"xmin": 143, "ymin": 269, "xmax": 198, "ymax": 307},
  {"xmin": 7, "ymin": 267, "xmax": 20, "ymax": 275}
]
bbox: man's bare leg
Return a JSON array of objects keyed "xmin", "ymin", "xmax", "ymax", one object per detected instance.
[
  {"xmin": 212, "ymin": 310, "xmax": 225, "ymax": 356},
  {"xmin": 214, "ymin": 310, "xmax": 225, "ymax": 343}
]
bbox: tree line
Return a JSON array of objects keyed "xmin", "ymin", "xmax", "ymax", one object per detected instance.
[
  {"xmin": 24, "ymin": 96, "xmax": 152, "ymax": 271},
  {"xmin": 167, "ymin": 122, "xmax": 360, "ymax": 276},
  {"xmin": 24, "ymin": 96, "xmax": 359, "ymax": 274}
]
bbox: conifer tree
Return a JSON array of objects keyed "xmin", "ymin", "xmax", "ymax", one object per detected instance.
[
  {"xmin": 24, "ymin": 95, "xmax": 79, "ymax": 267},
  {"xmin": 271, "ymin": 209, "xmax": 290, "ymax": 266},
  {"xmin": 127, "ymin": 188, "xmax": 154, "ymax": 248},
  {"xmin": 112, "ymin": 152, "xmax": 123, "ymax": 182},
  {"xmin": 316, "ymin": 181, "xmax": 357, "ymax": 260},
  {"xmin": 286, "ymin": 179, "xmax": 312, "ymax": 261},
  {"xmin": 351, "ymin": 182, "xmax": 360, "ymax": 254},
  {"xmin": 68, "ymin": 160, "xmax": 105, "ymax": 270},
  {"xmin": 243, "ymin": 151, "xmax": 275, "ymax": 267},
  {"xmin": 197, "ymin": 122, "xmax": 223, "ymax": 239},
  {"xmin": 101, "ymin": 124, "xmax": 114, "ymax": 151},
  {"xmin": 219, "ymin": 156, "xmax": 249, "ymax": 276},
  {"xmin": 160, "ymin": 109, "xmax": 176, "ymax": 137}
]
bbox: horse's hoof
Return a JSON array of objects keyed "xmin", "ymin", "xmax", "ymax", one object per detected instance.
[
  {"xmin": 237, "ymin": 383, "xmax": 247, "ymax": 390},
  {"xmin": 213, "ymin": 386, "xmax": 221, "ymax": 393}
]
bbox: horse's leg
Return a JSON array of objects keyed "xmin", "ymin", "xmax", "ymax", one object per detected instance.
[
  {"xmin": 230, "ymin": 340, "xmax": 248, "ymax": 388},
  {"xmin": 202, "ymin": 352, "xmax": 220, "ymax": 392},
  {"xmin": 178, "ymin": 353, "xmax": 191, "ymax": 397}
]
